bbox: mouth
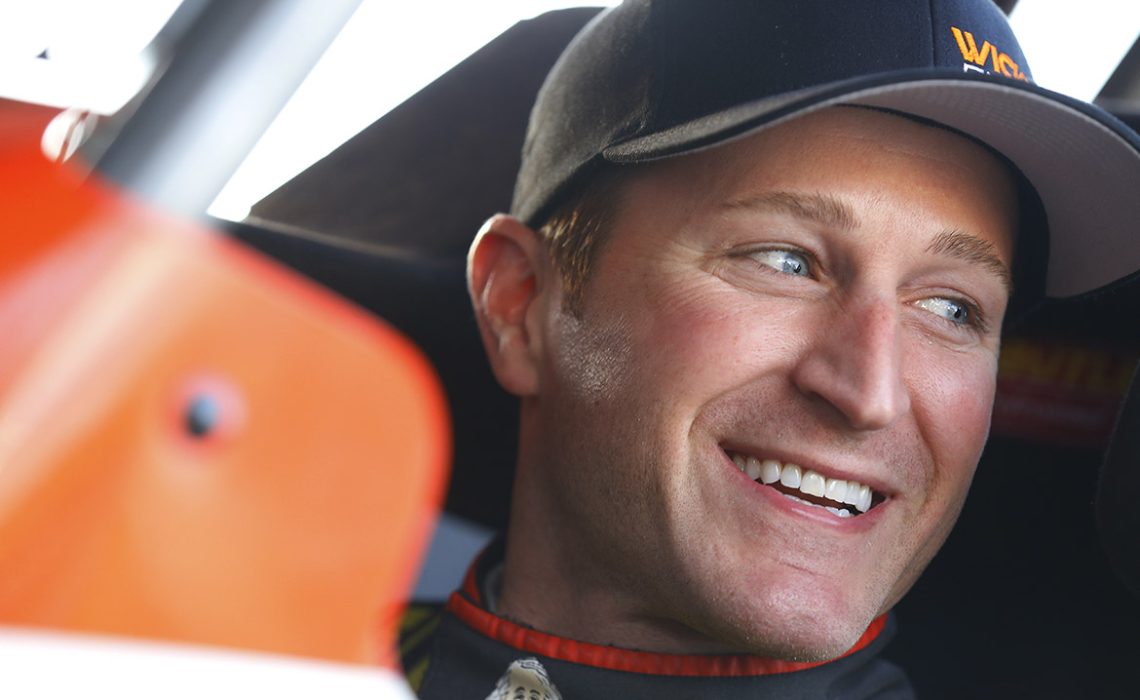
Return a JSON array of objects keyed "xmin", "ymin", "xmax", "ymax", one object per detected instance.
[{"xmin": 724, "ymin": 448, "xmax": 886, "ymax": 518}]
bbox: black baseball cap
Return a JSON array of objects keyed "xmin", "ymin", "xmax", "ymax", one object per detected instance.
[{"xmin": 512, "ymin": 0, "xmax": 1140, "ymax": 298}]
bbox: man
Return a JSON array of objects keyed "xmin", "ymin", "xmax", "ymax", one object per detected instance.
[{"xmin": 401, "ymin": 1, "xmax": 1140, "ymax": 697}]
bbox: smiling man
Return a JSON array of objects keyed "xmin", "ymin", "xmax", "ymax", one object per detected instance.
[
  {"xmin": 401, "ymin": 1, "xmax": 1140, "ymax": 698},
  {"xmin": 483, "ymin": 106, "xmax": 1018, "ymax": 663}
]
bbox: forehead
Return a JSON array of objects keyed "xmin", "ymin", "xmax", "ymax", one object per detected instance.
[{"xmin": 611, "ymin": 107, "xmax": 1018, "ymax": 261}]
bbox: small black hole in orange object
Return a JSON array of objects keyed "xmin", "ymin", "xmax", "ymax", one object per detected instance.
[{"xmin": 185, "ymin": 394, "xmax": 220, "ymax": 438}]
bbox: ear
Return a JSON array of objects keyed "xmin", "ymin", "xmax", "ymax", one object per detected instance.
[{"xmin": 467, "ymin": 214, "xmax": 548, "ymax": 397}]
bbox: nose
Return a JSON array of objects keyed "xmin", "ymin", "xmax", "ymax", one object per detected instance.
[{"xmin": 791, "ymin": 295, "xmax": 911, "ymax": 431}]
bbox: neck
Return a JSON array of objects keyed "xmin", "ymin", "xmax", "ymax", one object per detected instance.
[
  {"xmin": 498, "ymin": 472, "xmax": 743, "ymax": 655},
  {"xmin": 455, "ymin": 535, "xmax": 891, "ymax": 678}
]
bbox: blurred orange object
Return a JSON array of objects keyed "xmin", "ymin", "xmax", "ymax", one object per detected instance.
[{"xmin": 0, "ymin": 100, "xmax": 450, "ymax": 668}]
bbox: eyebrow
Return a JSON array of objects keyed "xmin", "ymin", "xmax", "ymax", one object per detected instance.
[
  {"xmin": 926, "ymin": 229, "xmax": 1012, "ymax": 293},
  {"xmin": 721, "ymin": 191, "xmax": 857, "ymax": 232},
  {"xmin": 723, "ymin": 191, "xmax": 1012, "ymax": 293}
]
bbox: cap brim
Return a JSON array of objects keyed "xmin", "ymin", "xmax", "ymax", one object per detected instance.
[{"xmin": 604, "ymin": 71, "xmax": 1140, "ymax": 299}]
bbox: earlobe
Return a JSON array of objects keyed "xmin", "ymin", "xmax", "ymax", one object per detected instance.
[{"xmin": 467, "ymin": 214, "xmax": 546, "ymax": 397}]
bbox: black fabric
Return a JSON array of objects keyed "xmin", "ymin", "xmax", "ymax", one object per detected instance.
[
  {"xmin": 406, "ymin": 547, "xmax": 914, "ymax": 700},
  {"xmin": 400, "ymin": 602, "xmax": 446, "ymax": 693},
  {"xmin": 652, "ymin": 3, "xmax": 934, "ymax": 130},
  {"xmin": 514, "ymin": 0, "xmax": 654, "ymax": 229}
]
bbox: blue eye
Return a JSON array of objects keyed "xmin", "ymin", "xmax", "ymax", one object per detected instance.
[
  {"xmin": 752, "ymin": 249, "xmax": 811, "ymax": 277},
  {"xmin": 915, "ymin": 297, "xmax": 972, "ymax": 325}
]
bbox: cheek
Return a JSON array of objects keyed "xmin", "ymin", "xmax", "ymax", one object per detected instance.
[
  {"xmin": 550, "ymin": 308, "xmax": 638, "ymax": 404},
  {"xmin": 912, "ymin": 352, "xmax": 998, "ymax": 481},
  {"xmin": 578, "ymin": 275, "xmax": 727, "ymax": 392},
  {"xmin": 884, "ymin": 353, "xmax": 997, "ymax": 607},
  {"xmin": 632, "ymin": 278, "xmax": 807, "ymax": 384}
]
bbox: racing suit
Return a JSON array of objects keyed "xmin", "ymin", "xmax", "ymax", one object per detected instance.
[{"xmin": 400, "ymin": 540, "xmax": 915, "ymax": 699}]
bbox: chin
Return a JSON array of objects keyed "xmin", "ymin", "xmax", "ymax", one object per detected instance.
[
  {"xmin": 753, "ymin": 616, "xmax": 871, "ymax": 662},
  {"xmin": 775, "ymin": 620, "xmax": 873, "ymax": 662},
  {"xmin": 692, "ymin": 578, "xmax": 882, "ymax": 661}
]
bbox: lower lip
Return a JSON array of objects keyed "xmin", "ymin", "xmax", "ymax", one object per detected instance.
[{"xmin": 721, "ymin": 451, "xmax": 887, "ymax": 532}]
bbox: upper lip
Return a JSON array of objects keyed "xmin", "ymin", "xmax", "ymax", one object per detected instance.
[{"xmin": 720, "ymin": 441, "xmax": 897, "ymax": 497}]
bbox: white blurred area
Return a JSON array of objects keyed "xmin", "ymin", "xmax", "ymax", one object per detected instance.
[
  {"xmin": 0, "ymin": 629, "xmax": 416, "ymax": 699},
  {"xmin": 1009, "ymin": 0, "xmax": 1140, "ymax": 101},
  {"xmin": 0, "ymin": 0, "xmax": 179, "ymax": 113}
]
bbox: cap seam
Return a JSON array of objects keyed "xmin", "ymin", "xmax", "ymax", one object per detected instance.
[
  {"xmin": 640, "ymin": 0, "xmax": 668, "ymax": 140},
  {"xmin": 926, "ymin": 0, "xmax": 937, "ymax": 67}
]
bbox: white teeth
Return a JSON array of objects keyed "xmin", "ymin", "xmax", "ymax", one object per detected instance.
[
  {"xmin": 800, "ymin": 470, "xmax": 826, "ymax": 498},
  {"xmin": 779, "ymin": 463, "xmax": 802, "ymax": 489},
  {"xmin": 759, "ymin": 459, "xmax": 781, "ymax": 485},
  {"xmin": 826, "ymin": 478, "xmax": 847, "ymax": 502},
  {"xmin": 744, "ymin": 456, "xmax": 762, "ymax": 480},
  {"xmin": 728, "ymin": 450, "xmax": 879, "ymax": 516}
]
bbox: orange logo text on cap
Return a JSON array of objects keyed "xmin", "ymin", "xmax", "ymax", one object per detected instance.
[{"xmin": 951, "ymin": 26, "xmax": 1029, "ymax": 82}]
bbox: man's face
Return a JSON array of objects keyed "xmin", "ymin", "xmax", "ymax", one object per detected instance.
[{"xmin": 520, "ymin": 107, "xmax": 1017, "ymax": 660}]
